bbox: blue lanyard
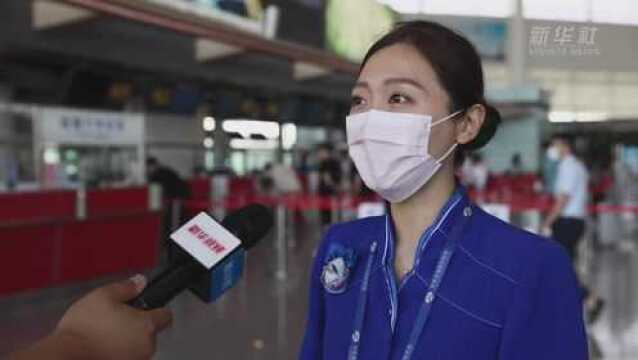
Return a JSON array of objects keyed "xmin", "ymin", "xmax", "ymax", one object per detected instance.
[
  {"xmin": 348, "ymin": 241, "xmax": 378, "ymax": 360},
  {"xmin": 400, "ymin": 209, "xmax": 470, "ymax": 360}
]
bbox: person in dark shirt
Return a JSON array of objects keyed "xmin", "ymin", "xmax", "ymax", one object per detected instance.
[
  {"xmin": 147, "ymin": 157, "xmax": 190, "ymax": 255},
  {"xmin": 316, "ymin": 144, "xmax": 342, "ymax": 226},
  {"xmin": 146, "ymin": 157, "xmax": 189, "ymax": 201}
]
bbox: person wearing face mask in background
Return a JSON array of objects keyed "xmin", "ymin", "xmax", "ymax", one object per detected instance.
[
  {"xmin": 460, "ymin": 152, "xmax": 490, "ymax": 202},
  {"xmin": 541, "ymin": 141, "xmax": 560, "ymax": 193},
  {"xmin": 299, "ymin": 21, "xmax": 587, "ymax": 360},
  {"xmin": 315, "ymin": 143, "xmax": 343, "ymax": 227},
  {"xmin": 542, "ymin": 134, "xmax": 605, "ymax": 324}
]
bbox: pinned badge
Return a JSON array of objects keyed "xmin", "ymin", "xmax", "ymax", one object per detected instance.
[{"xmin": 321, "ymin": 244, "xmax": 357, "ymax": 294}]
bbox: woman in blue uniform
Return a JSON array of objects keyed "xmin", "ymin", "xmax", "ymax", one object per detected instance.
[{"xmin": 300, "ymin": 21, "xmax": 587, "ymax": 360}]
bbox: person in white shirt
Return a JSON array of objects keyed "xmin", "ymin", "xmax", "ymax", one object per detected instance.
[
  {"xmin": 460, "ymin": 153, "xmax": 489, "ymax": 202},
  {"xmin": 542, "ymin": 134, "xmax": 604, "ymax": 323}
]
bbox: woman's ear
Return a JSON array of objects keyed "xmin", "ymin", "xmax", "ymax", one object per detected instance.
[{"xmin": 455, "ymin": 104, "xmax": 486, "ymax": 145}]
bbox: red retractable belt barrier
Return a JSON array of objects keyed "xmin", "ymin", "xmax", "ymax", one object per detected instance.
[
  {"xmin": 183, "ymin": 190, "xmax": 638, "ymax": 216},
  {"xmin": 471, "ymin": 192, "xmax": 638, "ymax": 215},
  {"xmin": 590, "ymin": 204, "xmax": 638, "ymax": 215},
  {"xmin": 187, "ymin": 178, "xmax": 211, "ymax": 200},
  {"xmin": 230, "ymin": 177, "xmax": 256, "ymax": 199}
]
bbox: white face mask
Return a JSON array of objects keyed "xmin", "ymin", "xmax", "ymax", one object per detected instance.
[
  {"xmin": 546, "ymin": 146, "xmax": 560, "ymax": 161},
  {"xmin": 346, "ymin": 109, "xmax": 462, "ymax": 203}
]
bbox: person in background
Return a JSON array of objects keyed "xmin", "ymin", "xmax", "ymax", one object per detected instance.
[
  {"xmin": 4, "ymin": 157, "xmax": 18, "ymax": 190},
  {"xmin": 316, "ymin": 143, "xmax": 342, "ymax": 226},
  {"xmin": 541, "ymin": 141, "xmax": 560, "ymax": 192},
  {"xmin": 542, "ymin": 134, "xmax": 605, "ymax": 323},
  {"xmin": 147, "ymin": 157, "xmax": 190, "ymax": 256},
  {"xmin": 461, "ymin": 152, "xmax": 489, "ymax": 200},
  {"xmin": 507, "ymin": 152, "xmax": 523, "ymax": 176},
  {"xmin": 146, "ymin": 157, "xmax": 189, "ymax": 202},
  {"xmin": 265, "ymin": 162, "xmax": 303, "ymax": 196},
  {"xmin": 337, "ymin": 148, "xmax": 354, "ymax": 193},
  {"xmin": 257, "ymin": 163, "xmax": 275, "ymax": 196},
  {"xmin": 470, "ymin": 153, "xmax": 489, "ymax": 192},
  {"xmin": 296, "ymin": 149, "xmax": 311, "ymax": 175},
  {"xmin": 10, "ymin": 275, "xmax": 172, "ymax": 360},
  {"xmin": 350, "ymin": 160, "xmax": 373, "ymax": 198},
  {"xmin": 264, "ymin": 161, "xmax": 306, "ymax": 227}
]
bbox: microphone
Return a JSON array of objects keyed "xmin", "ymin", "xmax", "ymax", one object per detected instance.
[{"xmin": 129, "ymin": 204, "xmax": 273, "ymax": 310}]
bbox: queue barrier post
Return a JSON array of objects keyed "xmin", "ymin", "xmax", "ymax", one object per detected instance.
[
  {"xmin": 148, "ymin": 183, "xmax": 162, "ymax": 211},
  {"xmin": 75, "ymin": 187, "xmax": 87, "ymax": 220},
  {"xmin": 211, "ymin": 175, "xmax": 229, "ymax": 220},
  {"xmin": 275, "ymin": 203, "xmax": 287, "ymax": 281},
  {"xmin": 170, "ymin": 199, "xmax": 182, "ymax": 231},
  {"xmin": 287, "ymin": 196, "xmax": 297, "ymax": 249}
]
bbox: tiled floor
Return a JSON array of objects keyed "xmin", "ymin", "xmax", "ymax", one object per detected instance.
[{"xmin": 1, "ymin": 215, "xmax": 637, "ymax": 359}]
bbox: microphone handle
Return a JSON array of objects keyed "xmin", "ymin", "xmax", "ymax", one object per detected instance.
[{"xmin": 128, "ymin": 261, "xmax": 205, "ymax": 310}]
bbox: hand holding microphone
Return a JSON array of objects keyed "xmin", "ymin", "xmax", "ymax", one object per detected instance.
[{"xmin": 11, "ymin": 275, "xmax": 172, "ymax": 360}]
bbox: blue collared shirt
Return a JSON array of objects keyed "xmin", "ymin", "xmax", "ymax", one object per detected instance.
[{"xmin": 300, "ymin": 188, "xmax": 587, "ymax": 360}]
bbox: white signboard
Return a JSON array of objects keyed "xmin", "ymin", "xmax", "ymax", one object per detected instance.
[
  {"xmin": 39, "ymin": 107, "xmax": 144, "ymax": 145},
  {"xmin": 171, "ymin": 212, "xmax": 242, "ymax": 269}
]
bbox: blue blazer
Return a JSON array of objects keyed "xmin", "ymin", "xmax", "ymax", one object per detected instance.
[{"xmin": 300, "ymin": 188, "xmax": 588, "ymax": 359}]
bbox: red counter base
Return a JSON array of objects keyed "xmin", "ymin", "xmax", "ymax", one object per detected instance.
[{"xmin": 0, "ymin": 212, "xmax": 161, "ymax": 296}]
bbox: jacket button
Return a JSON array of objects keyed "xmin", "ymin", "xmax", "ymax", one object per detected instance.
[
  {"xmin": 425, "ymin": 291, "xmax": 435, "ymax": 304},
  {"xmin": 463, "ymin": 206, "xmax": 472, "ymax": 217},
  {"xmin": 352, "ymin": 331, "xmax": 360, "ymax": 343}
]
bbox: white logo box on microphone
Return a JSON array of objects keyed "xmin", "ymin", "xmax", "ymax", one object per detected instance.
[{"xmin": 171, "ymin": 212, "xmax": 242, "ymax": 269}]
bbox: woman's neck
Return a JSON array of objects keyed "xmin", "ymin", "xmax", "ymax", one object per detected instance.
[{"xmin": 390, "ymin": 164, "xmax": 456, "ymax": 249}]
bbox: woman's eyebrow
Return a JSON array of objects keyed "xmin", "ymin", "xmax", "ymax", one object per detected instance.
[
  {"xmin": 384, "ymin": 77, "xmax": 428, "ymax": 92},
  {"xmin": 353, "ymin": 78, "xmax": 429, "ymax": 95}
]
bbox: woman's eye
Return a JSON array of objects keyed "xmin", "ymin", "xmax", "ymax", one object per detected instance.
[
  {"xmin": 351, "ymin": 95, "xmax": 365, "ymax": 108},
  {"xmin": 389, "ymin": 94, "xmax": 411, "ymax": 104}
]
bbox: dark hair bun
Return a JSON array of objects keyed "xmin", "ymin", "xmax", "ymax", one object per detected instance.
[{"xmin": 462, "ymin": 103, "xmax": 501, "ymax": 151}]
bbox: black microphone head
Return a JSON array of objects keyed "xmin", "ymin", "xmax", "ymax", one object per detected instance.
[{"xmin": 220, "ymin": 204, "xmax": 273, "ymax": 249}]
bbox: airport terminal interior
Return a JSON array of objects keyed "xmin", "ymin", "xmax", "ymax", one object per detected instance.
[{"xmin": 1, "ymin": 0, "xmax": 638, "ymax": 359}]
